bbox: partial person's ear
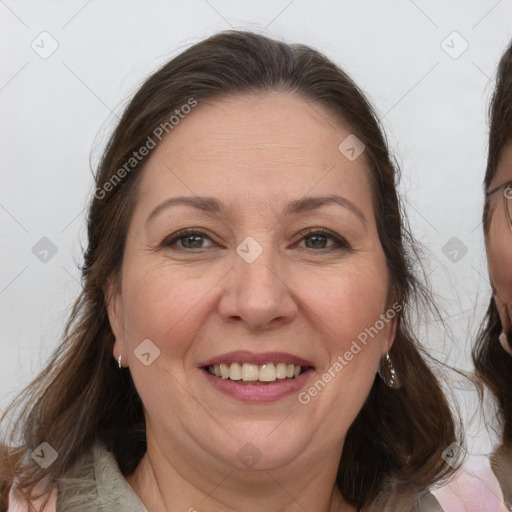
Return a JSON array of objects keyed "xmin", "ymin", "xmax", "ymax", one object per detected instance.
[
  {"xmin": 495, "ymin": 296, "xmax": 512, "ymax": 356},
  {"xmin": 385, "ymin": 316, "xmax": 398, "ymax": 354},
  {"xmin": 499, "ymin": 332, "xmax": 512, "ymax": 357},
  {"xmin": 104, "ymin": 275, "xmax": 127, "ymax": 365},
  {"xmin": 381, "ymin": 302, "xmax": 400, "ymax": 357}
]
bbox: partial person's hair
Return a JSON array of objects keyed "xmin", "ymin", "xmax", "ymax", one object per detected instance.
[
  {"xmin": 0, "ymin": 30, "xmax": 458, "ymax": 511},
  {"xmin": 473, "ymin": 39, "xmax": 512, "ymax": 447}
]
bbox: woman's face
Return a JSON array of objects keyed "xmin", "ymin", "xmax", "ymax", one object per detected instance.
[
  {"xmin": 487, "ymin": 142, "xmax": 512, "ymax": 355},
  {"xmin": 108, "ymin": 92, "xmax": 396, "ymax": 473}
]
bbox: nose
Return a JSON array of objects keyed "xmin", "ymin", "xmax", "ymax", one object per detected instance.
[{"xmin": 217, "ymin": 240, "xmax": 298, "ymax": 331}]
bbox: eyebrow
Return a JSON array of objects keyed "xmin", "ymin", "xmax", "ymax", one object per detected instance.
[{"xmin": 146, "ymin": 195, "xmax": 367, "ymax": 226}]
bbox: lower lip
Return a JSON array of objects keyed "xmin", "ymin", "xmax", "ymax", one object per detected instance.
[{"xmin": 201, "ymin": 368, "xmax": 314, "ymax": 403}]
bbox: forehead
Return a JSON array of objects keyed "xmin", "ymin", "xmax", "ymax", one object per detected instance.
[{"xmin": 137, "ymin": 92, "xmax": 373, "ymax": 211}]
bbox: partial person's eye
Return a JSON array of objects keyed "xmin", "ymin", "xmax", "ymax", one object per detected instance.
[
  {"xmin": 161, "ymin": 229, "xmax": 214, "ymax": 250},
  {"xmin": 160, "ymin": 228, "xmax": 351, "ymax": 252},
  {"xmin": 295, "ymin": 228, "xmax": 350, "ymax": 251}
]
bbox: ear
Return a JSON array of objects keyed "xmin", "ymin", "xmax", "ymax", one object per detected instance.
[
  {"xmin": 499, "ymin": 332, "xmax": 512, "ymax": 357},
  {"xmin": 105, "ymin": 275, "xmax": 127, "ymax": 366},
  {"xmin": 381, "ymin": 303, "xmax": 400, "ymax": 357},
  {"xmin": 385, "ymin": 316, "xmax": 398, "ymax": 353}
]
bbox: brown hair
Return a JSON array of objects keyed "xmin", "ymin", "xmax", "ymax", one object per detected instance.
[
  {"xmin": 0, "ymin": 30, "xmax": 458, "ymax": 510},
  {"xmin": 473, "ymin": 40, "xmax": 512, "ymax": 447}
]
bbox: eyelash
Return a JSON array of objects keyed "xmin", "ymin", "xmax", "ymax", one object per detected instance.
[{"xmin": 160, "ymin": 228, "xmax": 350, "ymax": 252}]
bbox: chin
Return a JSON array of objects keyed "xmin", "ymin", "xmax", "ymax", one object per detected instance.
[{"xmin": 209, "ymin": 420, "xmax": 321, "ymax": 471}]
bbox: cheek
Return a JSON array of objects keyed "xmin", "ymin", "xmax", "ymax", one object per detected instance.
[
  {"xmin": 118, "ymin": 263, "xmax": 218, "ymax": 420},
  {"xmin": 298, "ymin": 257, "xmax": 391, "ymax": 379},
  {"xmin": 120, "ymin": 262, "xmax": 218, "ymax": 361},
  {"xmin": 321, "ymin": 259, "xmax": 389, "ymax": 330},
  {"xmin": 296, "ymin": 266, "xmax": 390, "ymax": 439}
]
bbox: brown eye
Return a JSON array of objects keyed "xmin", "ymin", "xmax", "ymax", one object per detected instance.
[
  {"xmin": 296, "ymin": 229, "xmax": 350, "ymax": 251},
  {"xmin": 161, "ymin": 230, "xmax": 214, "ymax": 250}
]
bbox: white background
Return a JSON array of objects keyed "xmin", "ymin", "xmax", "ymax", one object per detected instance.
[{"xmin": 1, "ymin": 0, "xmax": 511, "ymax": 486}]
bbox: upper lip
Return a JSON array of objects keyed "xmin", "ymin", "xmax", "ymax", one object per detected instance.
[{"xmin": 198, "ymin": 350, "xmax": 314, "ymax": 368}]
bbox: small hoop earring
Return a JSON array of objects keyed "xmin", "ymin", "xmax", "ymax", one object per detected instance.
[
  {"xmin": 118, "ymin": 354, "xmax": 122, "ymax": 369},
  {"xmin": 378, "ymin": 352, "xmax": 402, "ymax": 389}
]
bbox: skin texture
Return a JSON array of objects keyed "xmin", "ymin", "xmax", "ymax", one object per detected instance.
[
  {"xmin": 486, "ymin": 142, "xmax": 512, "ymax": 356},
  {"xmin": 107, "ymin": 92, "xmax": 396, "ymax": 512}
]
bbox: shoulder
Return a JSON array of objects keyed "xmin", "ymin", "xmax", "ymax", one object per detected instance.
[
  {"xmin": 6, "ymin": 439, "xmax": 145, "ymax": 512},
  {"xmin": 57, "ymin": 439, "xmax": 147, "ymax": 512},
  {"xmin": 431, "ymin": 455, "xmax": 509, "ymax": 512},
  {"xmin": 363, "ymin": 468, "xmax": 507, "ymax": 512}
]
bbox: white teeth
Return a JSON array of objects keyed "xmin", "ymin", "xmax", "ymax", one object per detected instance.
[
  {"xmin": 219, "ymin": 363, "xmax": 230, "ymax": 379},
  {"xmin": 259, "ymin": 363, "xmax": 277, "ymax": 382},
  {"xmin": 242, "ymin": 363, "xmax": 259, "ymax": 381},
  {"xmin": 229, "ymin": 362, "xmax": 242, "ymax": 380},
  {"xmin": 276, "ymin": 362, "xmax": 287, "ymax": 379},
  {"xmin": 207, "ymin": 362, "xmax": 306, "ymax": 382}
]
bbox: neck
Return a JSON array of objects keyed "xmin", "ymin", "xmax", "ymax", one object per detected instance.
[{"xmin": 125, "ymin": 432, "xmax": 357, "ymax": 512}]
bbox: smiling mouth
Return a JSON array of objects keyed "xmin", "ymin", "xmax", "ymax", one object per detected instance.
[{"xmin": 204, "ymin": 362, "xmax": 310, "ymax": 384}]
